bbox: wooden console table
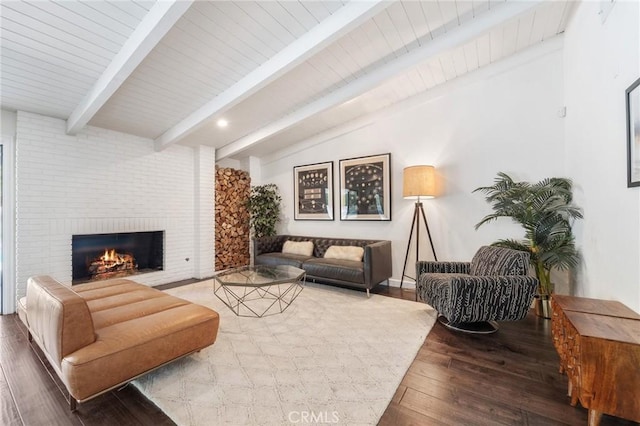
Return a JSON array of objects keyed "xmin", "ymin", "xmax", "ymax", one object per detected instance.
[{"xmin": 551, "ymin": 295, "xmax": 640, "ymax": 426}]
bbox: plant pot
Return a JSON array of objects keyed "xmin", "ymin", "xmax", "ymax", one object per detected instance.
[{"xmin": 534, "ymin": 294, "xmax": 552, "ymax": 319}]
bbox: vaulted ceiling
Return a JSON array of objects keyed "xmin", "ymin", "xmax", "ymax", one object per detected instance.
[{"xmin": 0, "ymin": 1, "xmax": 575, "ymax": 160}]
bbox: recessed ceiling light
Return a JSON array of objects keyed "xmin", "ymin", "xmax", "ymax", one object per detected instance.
[{"xmin": 217, "ymin": 119, "xmax": 228, "ymax": 128}]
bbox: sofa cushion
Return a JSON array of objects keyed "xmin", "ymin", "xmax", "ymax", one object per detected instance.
[
  {"xmin": 17, "ymin": 296, "xmax": 28, "ymax": 327},
  {"xmin": 324, "ymin": 245, "xmax": 364, "ymax": 262},
  {"xmin": 73, "ymin": 279, "xmax": 149, "ymax": 300},
  {"xmin": 90, "ymin": 295, "xmax": 191, "ymax": 329},
  {"xmin": 255, "ymin": 252, "xmax": 312, "ymax": 268},
  {"xmin": 282, "ymin": 240, "xmax": 314, "ymax": 256},
  {"xmin": 303, "ymin": 258, "xmax": 364, "ymax": 284},
  {"xmin": 26, "ymin": 276, "xmax": 96, "ymax": 365},
  {"xmin": 62, "ymin": 303, "xmax": 218, "ymax": 401},
  {"xmin": 470, "ymin": 246, "xmax": 529, "ymax": 276}
]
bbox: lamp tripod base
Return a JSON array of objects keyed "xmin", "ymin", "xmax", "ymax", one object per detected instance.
[{"xmin": 400, "ymin": 201, "xmax": 437, "ymax": 298}]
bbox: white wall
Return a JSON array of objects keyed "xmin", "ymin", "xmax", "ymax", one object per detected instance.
[
  {"xmin": 2, "ymin": 109, "xmax": 17, "ymax": 314},
  {"xmin": 14, "ymin": 112, "xmax": 215, "ymax": 300},
  {"xmin": 564, "ymin": 0, "xmax": 640, "ymax": 312},
  {"xmin": 261, "ymin": 41, "xmax": 566, "ymax": 287},
  {"xmin": 2, "ymin": 110, "xmax": 17, "ymax": 138},
  {"xmin": 193, "ymin": 145, "xmax": 216, "ymax": 279}
]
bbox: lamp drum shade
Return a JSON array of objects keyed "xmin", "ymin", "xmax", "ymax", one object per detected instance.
[{"xmin": 403, "ymin": 165, "xmax": 436, "ymax": 199}]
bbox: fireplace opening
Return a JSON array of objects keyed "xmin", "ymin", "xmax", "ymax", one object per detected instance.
[{"xmin": 72, "ymin": 231, "xmax": 164, "ymax": 284}]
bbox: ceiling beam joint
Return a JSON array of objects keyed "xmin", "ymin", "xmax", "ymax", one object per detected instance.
[
  {"xmin": 154, "ymin": 0, "xmax": 391, "ymax": 151},
  {"xmin": 66, "ymin": 0, "xmax": 193, "ymax": 135},
  {"xmin": 216, "ymin": 0, "xmax": 544, "ymax": 160}
]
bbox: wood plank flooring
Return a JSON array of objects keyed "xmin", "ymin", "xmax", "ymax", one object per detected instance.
[
  {"xmin": 373, "ymin": 286, "xmax": 636, "ymax": 426},
  {"xmin": 1, "ymin": 283, "xmax": 636, "ymax": 425},
  {"xmin": 0, "ymin": 312, "xmax": 174, "ymax": 426}
]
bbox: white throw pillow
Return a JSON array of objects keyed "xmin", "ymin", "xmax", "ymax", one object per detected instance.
[
  {"xmin": 282, "ymin": 240, "xmax": 314, "ymax": 256},
  {"xmin": 324, "ymin": 245, "xmax": 364, "ymax": 262}
]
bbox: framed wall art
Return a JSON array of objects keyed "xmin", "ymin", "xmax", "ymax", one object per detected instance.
[
  {"xmin": 339, "ymin": 153, "xmax": 391, "ymax": 221},
  {"xmin": 627, "ymin": 77, "xmax": 640, "ymax": 187},
  {"xmin": 293, "ymin": 161, "xmax": 334, "ymax": 220}
]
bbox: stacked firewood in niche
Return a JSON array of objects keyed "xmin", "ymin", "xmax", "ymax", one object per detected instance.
[{"xmin": 215, "ymin": 167, "xmax": 250, "ymax": 270}]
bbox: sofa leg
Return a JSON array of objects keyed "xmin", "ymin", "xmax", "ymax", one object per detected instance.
[
  {"xmin": 366, "ymin": 289, "xmax": 370, "ymax": 298},
  {"xmin": 69, "ymin": 397, "xmax": 77, "ymax": 412}
]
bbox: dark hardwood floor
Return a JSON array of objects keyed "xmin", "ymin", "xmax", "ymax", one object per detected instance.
[
  {"xmin": 1, "ymin": 284, "xmax": 636, "ymax": 426},
  {"xmin": 373, "ymin": 286, "xmax": 637, "ymax": 426}
]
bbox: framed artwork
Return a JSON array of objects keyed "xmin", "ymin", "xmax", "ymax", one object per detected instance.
[
  {"xmin": 293, "ymin": 161, "xmax": 334, "ymax": 220},
  {"xmin": 627, "ymin": 77, "xmax": 640, "ymax": 187},
  {"xmin": 339, "ymin": 153, "xmax": 391, "ymax": 221}
]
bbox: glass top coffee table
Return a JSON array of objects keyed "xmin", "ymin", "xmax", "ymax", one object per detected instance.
[{"xmin": 213, "ymin": 265, "xmax": 305, "ymax": 317}]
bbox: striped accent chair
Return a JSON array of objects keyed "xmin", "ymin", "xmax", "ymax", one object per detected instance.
[{"xmin": 416, "ymin": 246, "xmax": 538, "ymax": 333}]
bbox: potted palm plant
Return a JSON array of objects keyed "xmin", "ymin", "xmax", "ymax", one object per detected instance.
[{"xmin": 474, "ymin": 173, "xmax": 583, "ymax": 318}]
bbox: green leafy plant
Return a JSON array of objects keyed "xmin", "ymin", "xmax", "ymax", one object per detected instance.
[
  {"xmin": 247, "ymin": 184, "xmax": 282, "ymax": 238},
  {"xmin": 474, "ymin": 172, "xmax": 583, "ymax": 296}
]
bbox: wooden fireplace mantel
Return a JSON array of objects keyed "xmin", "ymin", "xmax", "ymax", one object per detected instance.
[{"xmin": 551, "ymin": 294, "xmax": 640, "ymax": 426}]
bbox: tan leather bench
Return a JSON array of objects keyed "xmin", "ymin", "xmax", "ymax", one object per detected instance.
[{"xmin": 17, "ymin": 275, "xmax": 219, "ymax": 410}]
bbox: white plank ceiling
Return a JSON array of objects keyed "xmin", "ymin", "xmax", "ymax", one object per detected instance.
[{"xmin": 0, "ymin": 0, "xmax": 575, "ymax": 160}]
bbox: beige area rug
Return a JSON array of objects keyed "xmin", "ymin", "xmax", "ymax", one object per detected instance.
[{"xmin": 132, "ymin": 280, "xmax": 437, "ymax": 426}]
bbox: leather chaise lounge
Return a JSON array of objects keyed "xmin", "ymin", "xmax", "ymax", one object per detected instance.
[
  {"xmin": 17, "ymin": 275, "xmax": 219, "ymax": 410},
  {"xmin": 253, "ymin": 235, "xmax": 392, "ymax": 296}
]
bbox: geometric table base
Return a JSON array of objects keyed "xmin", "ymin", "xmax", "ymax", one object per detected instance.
[{"xmin": 213, "ymin": 278, "xmax": 304, "ymax": 318}]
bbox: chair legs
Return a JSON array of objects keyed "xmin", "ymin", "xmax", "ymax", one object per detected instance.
[{"xmin": 438, "ymin": 316, "xmax": 499, "ymax": 334}]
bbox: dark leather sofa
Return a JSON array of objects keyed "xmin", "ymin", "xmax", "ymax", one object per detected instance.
[{"xmin": 253, "ymin": 235, "xmax": 392, "ymax": 296}]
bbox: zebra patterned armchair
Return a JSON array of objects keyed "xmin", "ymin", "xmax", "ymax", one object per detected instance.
[{"xmin": 416, "ymin": 246, "xmax": 538, "ymax": 333}]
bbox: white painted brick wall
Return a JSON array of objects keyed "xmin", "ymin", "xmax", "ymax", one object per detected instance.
[
  {"xmin": 15, "ymin": 111, "xmax": 214, "ymax": 297},
  {"xmin": 193, "ymin": 146, "xmax": 216, "ymax": 279}
]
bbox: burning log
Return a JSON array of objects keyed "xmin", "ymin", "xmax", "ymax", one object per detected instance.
[{"xmin": 88, "ymin": 249, "xmax": 137, "ymax": 280}]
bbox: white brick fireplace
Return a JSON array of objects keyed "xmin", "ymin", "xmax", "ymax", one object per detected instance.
[{"xmin": 14, "ymin": 111, "xmax": 215, "ymax": 298}]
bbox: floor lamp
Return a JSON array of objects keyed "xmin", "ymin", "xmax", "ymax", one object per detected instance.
[{"xmin": 400, "ymin": 165, "xmax": 438, "ymax": 292}]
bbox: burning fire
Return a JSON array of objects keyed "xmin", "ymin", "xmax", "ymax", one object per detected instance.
[
  {"xmin": 88, "ymin": 248, "xmax": 137, "ymax": 280},
  {"xmin": 102, "ymin": 248, "xmax": 125, "ymax": 263}
]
